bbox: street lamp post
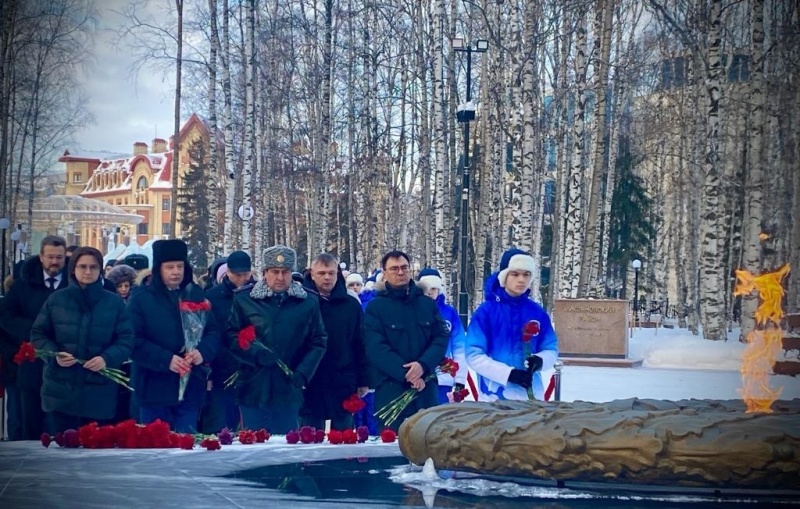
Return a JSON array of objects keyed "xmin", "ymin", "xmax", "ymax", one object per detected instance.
[
  {"xmin": 632, "ymin": 259, "xmax": 642, "ymax": 324},
  {"xmin": 453, "ymin": 37, "xmax": 488, "ymax": 330},
  {"xmin": 0, "ymin": 218, "xmax": 9, "ymax": 293}
]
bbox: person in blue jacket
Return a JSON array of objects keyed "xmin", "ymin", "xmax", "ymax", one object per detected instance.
[
  {"xmin": 416, "ymin": 268, "xmax": 467, "ymax": 404},
  {"xmin": 466, "ymin": 248, "xmax": 558, "ymax": 401}
]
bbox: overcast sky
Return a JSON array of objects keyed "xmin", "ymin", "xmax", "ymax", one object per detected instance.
[{"xmin": 72, "ymin": 2, "xmax": 175, "ymax": 155}]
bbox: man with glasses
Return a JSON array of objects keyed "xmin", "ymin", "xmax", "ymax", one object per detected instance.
[
  {"xmin": 363, "ymin": 250, "xmax": 449, "ymax": 431},
  {"xmin": 0, "ymin": 235, "xmax": 69, "ymax": 440}
]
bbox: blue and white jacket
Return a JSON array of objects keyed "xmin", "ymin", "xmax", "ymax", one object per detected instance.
[
  {"xmin": 465, "ymin": 272, "xmax": 558, "ymax": 401},
  {"xmin": 433, "ymin": 294, "xmax": 467, "ymax": 387}
]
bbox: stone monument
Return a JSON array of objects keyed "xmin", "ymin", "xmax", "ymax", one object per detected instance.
[
  {"xmin": 553, "ymin": 299, "xmax": 639, "ymax": 366},
  {"xmin": 398, "ymin": 398, "xmax": 800, "ymax": 490}
]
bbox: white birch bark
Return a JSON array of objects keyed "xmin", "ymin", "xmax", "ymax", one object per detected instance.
[
  {"xmin": 221, "ymin": 0, "xmax": 236, "ymax": 253},
  {"xmin": 239, "ymin": 0, "xmax": 254, "ymax": 252},
  {"xmin": 432, "ymin": 0, "xmax": 448, "ymax": 271}
]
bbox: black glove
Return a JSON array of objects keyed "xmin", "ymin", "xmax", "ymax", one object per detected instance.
[
  {"xmin": 290, "ymin": 372, "xmax": 306, "ymax": 389},
  {"xmin": 507, "ymin": 369, "xmax": 532, "ymax": 389},
  {"xmin": 453, "ymin": 383, "xmax": 465, "ymax": 392},
  {"xmin": 256, "ymin": 349, "xmax": 277, "ymax": 367},
  {"xmin": 526, "ymin": 355, "xmax": 543, "ymax": 373}
]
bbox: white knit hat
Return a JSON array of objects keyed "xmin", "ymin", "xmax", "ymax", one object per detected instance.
[
  {"xmin": 498, "ymin": 248, "xmax": 535, "ymax": 288},
  {"xmin": 417, "ymin": 268, "xmax": 444, "ymax": 295},
  {"xmin": 346, "ymin": 273, "xmax": 364, "ymax": 286}
]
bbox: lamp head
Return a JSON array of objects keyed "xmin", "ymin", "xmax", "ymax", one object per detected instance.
[
  {"xmin": 632, "ymin": 259, "xmax": 642, "ymax": 269},
  {"xmin": 452, "ymin": 37, "xmax": 465, "ymax": 49}
]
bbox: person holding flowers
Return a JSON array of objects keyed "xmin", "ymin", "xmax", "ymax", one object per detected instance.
[
  {"xmin": 364, "ymin": 250, "xmax": 450, "ymax": 431},
  {"xmin": 415, "ymin": 267, "xmax": 468, "ymax": 404},
  {"xmin": 126, "ymin": 239, "xmax": 220, "ymax": 432},
  {"xmin": 465, "ymin": 248, "xmax": 559, "ymax": 402},
  {"xmin": 30, "ymin": 246, "xmax": 135, "ymax": 433},
  {"xmin": 300, "ymin": 253, "xmax": 370, "ymax": 432},
  {"xmin": 226, "ymin": 245, "xmax": 327, "ymax": 434}
]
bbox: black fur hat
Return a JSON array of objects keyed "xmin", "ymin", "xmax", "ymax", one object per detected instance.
[
  {"xmin": 152, "ymin": 239, "xmax": 188, "ymax": 268},
  {"xmin": 123, "ymin": 254, "xmax": 149, "ymax": 271}
]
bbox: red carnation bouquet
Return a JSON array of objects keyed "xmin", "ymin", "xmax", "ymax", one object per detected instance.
[
  {"xmin": 225, "ymin": 324, "xmax": 292, "ymax": 388},
  {"xmin": 178, "ymin": 299, "xmax": 212, "ymax": 401},
  {"xmin": 375, "ymin": 358, "xmax": 459, "ymax": 427},
  {"xmin": 521, "ymin": 320, "xmax": 540, "ymax": 400},
  {"xmin": 15, "ymin": 341, "xmax": 132, "ymax": 391}
]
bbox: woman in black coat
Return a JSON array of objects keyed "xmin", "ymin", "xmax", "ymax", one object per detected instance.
[{"xmin": 31, "ymin": 247, "xmax": 135, "ymax": 433}]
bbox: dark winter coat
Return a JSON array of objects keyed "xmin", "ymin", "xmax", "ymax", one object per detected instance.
[
  {"xmin": 227, "ymin": 280, "xmax": 327, "ymax": 409},
  {"xmin": 0, "ymin": 255, "xmax": 69, "ymax": 388},
  {"xmin": 363, "ymin": 280, "xmax": 450, "ymax": 428},
  {"xmin": 205, "ymin": 275, "xmax": 254, "ymax": 386},
  {"xmin": 30, "ymin": 277, "xmax": 134, "ymax": 420},
  {"xmin": 302, "ymin": 272, "xmax": 370, "ymax": 419},
  {"xmin": 126, "ymin": 261, "xmax": 220, "ymax": 408}
]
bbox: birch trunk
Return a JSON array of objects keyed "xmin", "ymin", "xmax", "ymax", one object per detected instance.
[
  {"xmin": 579, "ymin": 0, "xmax": 614, "ymax": 296},
  {"xmin": 432, "ymin": 0, "xmax": 448, "ymax": 271},
  {"xmin": 698, "ymin": 0, "xmax": 726, "ymax": 340},
  {"xmin": 240, "ymin": 0, "xmax": 255, "ymax": 252},
  {"xmin": 560, "ymin": 7, "xmax": 588, "ymax": 299},
  {"xmin": 169, "ymin": 0, "xmax": 183, "ymax": 238},
  {"xmin": 739, "ymin": 0, "xmax": 765, "ymax": 339},
  {"xmin": 221, "ymin": 0, "xmax": 236, "ymax": 253}
]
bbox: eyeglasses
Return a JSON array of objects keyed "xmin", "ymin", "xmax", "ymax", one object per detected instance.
[
  {"xmin": 76, "ymin": 264, "xmax": 100, "ymax": 272},
  {"xmin": 386, "ymin": 265, "xmax": 410, "ymax": 273},
  {"xmin": 43, "ymin": 255, "xmax": 65, "ymax": 261}
]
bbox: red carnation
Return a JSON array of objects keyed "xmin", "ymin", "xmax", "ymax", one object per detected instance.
[
  {"xmin": 327, "ymin": 430, "xmax": 343, "ymax": 444},
  {"xmin": 522, "ymin": 320, "xmax": 540, "ymax": 343},
  {"xmin": 238, "ymin": 430, "xmax": 256, "ymax": 444},
  {"xmin": 341, "ymin": 429, "xmax": 357, "ymax": 444},
  {"xmin": 63, "ymin": 429, "xmax": 81, "ymax": 448},
  {"xmin": 255, "ymin": 429, "xmax": 270, "ymax": 443},
  {"xmin": 356, "ymin": 426, "xmax": 369, "ymax": 443},
  {"xmin": 452, "ymin": 387, "xmax": 470, "ymax": 403},
  {"xmin": 200, "ymin": 438, "xmax": 221, "ymax": 450},
  {"xmin": 438, "ymin": 358, "xmax": 459, "ymax": 377},
  {"xmin": 168, "ymin": 433, "xmax": 181, "ymax": 448},
  {"xmin": 342, "ymin": 393, "xmax": 366, "ymax": 414},
  {"xmin": 237, "ymin": 325, "xmax": 257, "ymax": 350},
  {"xmin": 54, "ymin": 432, "xmax": 65, "ymax": 447},
  {"xmin": 299, "ymin": 426, "xmax": 316, "ymax": 444},
  {"xmin": 40, "ymin": 433, "xmax": 52, "ymax": 448},
  {"xmin": 180, "ymin": 434, "xmax": 195, "ymax": 450},
  {"xmin": 314, "ymin": 429, "xmax": 325, "ymax": 443},
  {"xmin": 179, "ymin": 300, "xmax": 212, "ymax": 313},
  {"xmin": 285, "ymin": 430, "xmax": 300, "ymax": 444},
  {"xmin": 13, "ymin": 342, "xmax": 37, "ymax": 365},
  {"xmin": 380, "ymin": 428, "xmax": 397, "ymax": 443}
]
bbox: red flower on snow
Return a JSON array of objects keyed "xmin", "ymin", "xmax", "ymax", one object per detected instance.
[
  {"xmin": 327, "ymin": 430, "xmax": 343, "ymax": 444},
  {"xmin": 13, "ymin": 342, "xmax": 37, "ymax": 365},
  {"xmin": 179, "ymin": 300, "xmax": 212, "ymax": 313},
  {"xmin": 522, "ymin": 320, "xmax": 540, "ymax": 343},
  {"xmin": 40, "ymin": 433, "xmax": 52, "ymax": 448},
  {"xmin": 200, "ymin": 438, "xmax": 221, "ymax": 450},
  {"xmin": 237, "ymin": 325, "xmax": 257, "ymax": 350},
  {"xmin": 255, "ymin": 429, "xmax": 270, "ymax": 443},
  {"xmin": 342, "ymin": 393, "xmax": 366, "ymax": 414},
  {"xmin": 341, "ymin": 429, "xmax": 358, "ymax": 444},
  {"xmin": 380, "ymin": 428, "xmax": 397, "ymax": 443}
]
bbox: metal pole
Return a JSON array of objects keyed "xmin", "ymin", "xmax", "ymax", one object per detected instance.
[
  {"xmin": 1, "ymin": 231, "xmax": 6, "ymax": 292},
  {"xmin": 458, "ymin": 48, "xmax": 472, "ymax": 330},
  {"xmin": 633, "ymin": 267, "xmax": 639, "ymax": 324},
  {"xmin": 553, "ymin": 360, "xmax": 563, "ymax": 402}
]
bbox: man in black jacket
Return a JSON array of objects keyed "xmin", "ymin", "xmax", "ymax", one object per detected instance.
[
  {"xmin": 227, "ymin": 245, "xmax": 327, "ymax": 434},
  {"xmin": 0, "ymin": 235, "xmax": 69, "ymax": 440},
  {"xmin": 364, "ymin": 250, "xmax": 449, "ymax": 431},
  {"xmin": 301, "ymin": 253, "xmax": 370, "ymax": 431},
  {"xmin": 126, "ymin": 239, "xmax": 220, "ymax": 433},
  {"xmin": 201, "ymin": 250, "xmax": 254, "ymax": 433}
]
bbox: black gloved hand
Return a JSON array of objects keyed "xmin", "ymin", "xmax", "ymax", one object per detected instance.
[
  {"xmin": 453, "ymin": 383, "xmax": 465, "ymax": 392},
  {"xmin": 526, "ymin": 355, "xmax": 543, "ymax": 373},
  {"xmin": 290, "ymin": 372, "xmax": 306, "ymax": 389},
  {"xmin": 507, "ymin": 369, "xmax": 532, "ymax": 389}
]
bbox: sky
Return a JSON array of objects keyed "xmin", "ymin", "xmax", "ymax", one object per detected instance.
[{"xmin": 73, "ymin": 2, "xmax": 175, "ymax": 155}]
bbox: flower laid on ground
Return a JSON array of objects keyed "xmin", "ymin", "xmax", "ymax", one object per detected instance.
[
  {"xmin": 178, "ymin": 299, "xmax": 212, "ymax": 401},
  {"xmin": 200, "ymin": 438, "xmax": 221, "ymax": 451},
  {"xmin": 254, "ymin": 429, "xmax": 270, "ymax": 443},
  {"xmin": 225, "ymin": 325, "xmax": 292, "ymax": 388},
  {"xmin": 285, "ymin": 429, "xmax": 300, "ymax": 444},
  {"xmin": 356, "ymin": 426, "xmax": 369, "ymax": 443},
  {"xmin": 375, "ymin": 358, "xmax": 459, "ymax": 427},
  {"xmin": 15, "ymin": 341, "xmax": 132, "ymax": 391},
  {"xmin": 380, "ymin": 428, "xmax": 397, "ymax": 443},
  {"xmin": 521, "ymin": 320, "xmax": 540, "ymax": 400},
  {"xmin": 328, "ymin": 430, "xmax": 343, "ymax": 444},
  {"xmin": 341, "ymin": 429, "xmax": 357, "ymax": 444},
  {"xmin": 218, "ymin": 428, "xmax": 234, "ymax": 445},
  {"xmin": 39, "ymin": 419, "xmax": 203, "ymax": 449},
  {"xmin": 238, "ymin": 430, "xmax": 257, "ymax": 444}
]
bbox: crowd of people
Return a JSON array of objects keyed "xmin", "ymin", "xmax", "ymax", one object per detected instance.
[{"xmin": 0, "ymin": 234, "xmax": 558, "ymax": 439}]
